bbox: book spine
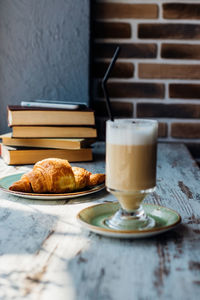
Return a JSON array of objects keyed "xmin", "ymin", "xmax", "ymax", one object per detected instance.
[
  {"xmin": 7, "ymin": 110, "xmax": 95, "ymax": 126},
  {"xmin": 6, "ymin": 149, "xmax": 93, "ymax": 165},
  {"xmin": 12, "ymin": 127, "xmax": 97, "ymax": 138},
  {"xmin": 2, "ymin": 138, "xmax": 81, "ymax": 150}
]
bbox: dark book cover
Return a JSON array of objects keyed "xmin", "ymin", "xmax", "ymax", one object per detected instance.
[{"xmin": 7, "ymin": 105, "xmax": 93, "ymax": 112}]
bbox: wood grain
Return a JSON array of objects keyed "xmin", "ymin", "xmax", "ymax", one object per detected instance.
[{"xmin": 0, "ymin": 143, "xmax": 199, "ymax": 299}]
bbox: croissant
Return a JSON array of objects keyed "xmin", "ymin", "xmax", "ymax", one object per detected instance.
[{"xmin": 9, "ymin": 158, "xmax": 105, "ymax": 193}]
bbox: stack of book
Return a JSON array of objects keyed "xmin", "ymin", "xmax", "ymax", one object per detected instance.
[{"xmin": 0, "ymin": 105, "xmax": 97, "ymax": 165}]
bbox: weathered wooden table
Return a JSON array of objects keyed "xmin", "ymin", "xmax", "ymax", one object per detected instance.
[{"xmin": 0, "ymin": 143, "xmax": 200, "ymax": 300}]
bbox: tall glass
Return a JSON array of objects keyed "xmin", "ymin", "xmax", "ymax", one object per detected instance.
[{"xmin": 106, "ymin": 119, "xmax": 158, "ymax": 230}]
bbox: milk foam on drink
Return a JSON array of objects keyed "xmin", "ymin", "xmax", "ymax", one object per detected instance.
[
  {"xmin": 106, "ymin": 120, "xmax": 157, "ymax": 146},
  {"xmin": 106, "ymin": 120, "xmax": 158, "ymax": 194}
]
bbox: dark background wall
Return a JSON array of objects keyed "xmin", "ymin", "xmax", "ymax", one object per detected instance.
[{"xmin": 0, "ymin": 0, "xmax": 90, "ymax": 133}]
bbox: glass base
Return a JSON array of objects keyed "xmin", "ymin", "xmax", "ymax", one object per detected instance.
[{"xmin": 105, "ymin": 205, "xmax": 155, "ymax": 231}]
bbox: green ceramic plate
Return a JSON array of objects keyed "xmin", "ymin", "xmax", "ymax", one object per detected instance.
[
  {"xmin": 0, "ymin": 173, "xmax": 105, "ymax": 200},
  {"xmin": 77, "ymin": 202, "xmax": 181, "ymax": 239}
]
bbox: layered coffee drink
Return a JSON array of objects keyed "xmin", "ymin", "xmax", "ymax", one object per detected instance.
[{"xmin": 106, "ymin": 119, "xmax": 158, "ymax": 212}]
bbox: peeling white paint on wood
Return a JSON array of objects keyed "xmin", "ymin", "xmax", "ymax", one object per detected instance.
[{"xmin": 0, "ymin": 143, "xmax": 199, "ymax": 300}]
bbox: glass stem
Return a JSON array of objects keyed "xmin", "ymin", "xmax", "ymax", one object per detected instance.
[{"xmin": 120, "ymin": 205, "xmax": 147, "ymax": 220}]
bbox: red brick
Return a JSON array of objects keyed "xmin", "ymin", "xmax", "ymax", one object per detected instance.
[
  {"xmin": 93, "ymin": 62, "xmax": 134, "ymax": 79},
  {"xmin": 158, "ymin": 123, "xmax": 168, "ymax": 138},
  {"xmin": 137, "ymin": 103, "xmax": 200, "ymax": 119},
  {"xmin": 94, "ymin": 3, "xmax": 158, "ymax": 19},
  {"xmin": 97, "ymin": 82, "xmax": 164, "ymax": 99},
  {"xmin": 94, "ymin": 101, "xmax": 133, "ymax": 118},
  {"xmin": 139, "ymin": 64, "xmax": 200, "ymax": 80},
  {"xmin": 138, "ymin": 24, "xmax": 200, "ymax": 40},
  {"xmin": 94, "ymin": 22, "xmax": 131, "ymax": 39},
  {"xmin": 161, "ymin": 44, "xmax": 200, "ymax": 59},
  {"xmin": 169, "ymin": 84, "xmax": 200, "ymax": 99},
  {"xmin": 163, "ymin": 3, "xmax": 200, "ymax": 20},
  {"xmin": 93, "ymin": 43, "xmax": 157, "ymax": 59},
  {"xmin": 171, "ymin": 123, "xmax": 200, "ymax": 138}
]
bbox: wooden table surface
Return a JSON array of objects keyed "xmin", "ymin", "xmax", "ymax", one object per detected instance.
[{"xmin": 0, "ymin": 142, "xmax": 200, "ymax": 300}]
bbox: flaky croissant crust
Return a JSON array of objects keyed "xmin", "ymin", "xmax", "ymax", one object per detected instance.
[{"xmin": 9, "ymin": 158, "xmax": 105, "ymax": 193}]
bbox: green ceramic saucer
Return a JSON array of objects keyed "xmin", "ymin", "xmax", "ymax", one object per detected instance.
[{"xmin": 77, "ymin": 202, "xmax": 181, "ymax": 239}]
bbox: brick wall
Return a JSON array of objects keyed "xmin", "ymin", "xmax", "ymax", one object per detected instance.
[{"xmin": 92, "ymin": 0, "xmax": 200, "ymax": 165}]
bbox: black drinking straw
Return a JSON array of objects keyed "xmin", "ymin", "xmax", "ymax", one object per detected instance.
[{"xmin": 102, "ymin": 46, "xmax": 121, "ymax": 121}]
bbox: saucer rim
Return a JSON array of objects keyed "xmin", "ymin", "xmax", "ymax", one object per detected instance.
[{"xmin": 77, "ymin": 203, "xmax": 182, "ymax": 237}]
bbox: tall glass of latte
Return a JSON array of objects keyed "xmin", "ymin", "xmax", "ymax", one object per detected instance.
[{"xmin": 106, "ymin": 119, "xmax": 158, "ymax": 230}]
